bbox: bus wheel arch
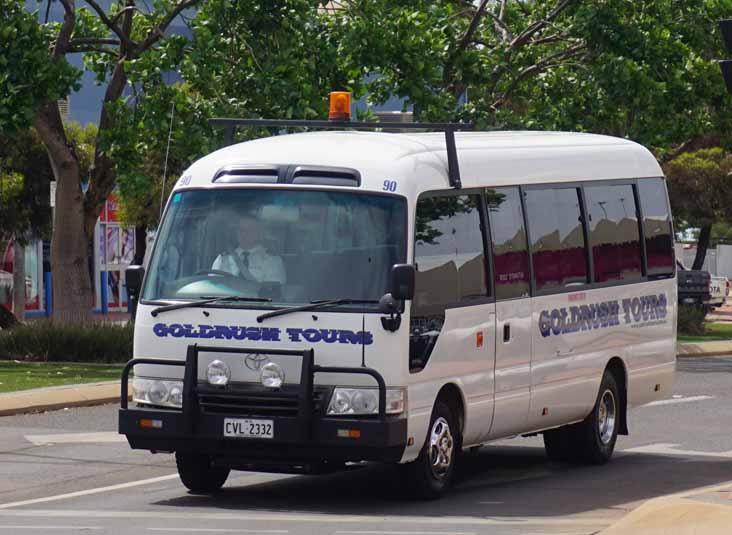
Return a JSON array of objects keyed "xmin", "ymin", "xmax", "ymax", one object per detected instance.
[
  {"xmin": 436, "ymin": 382, "xmax": 465, "ymax": 446},
  {"xmin": 605, "ymin": 357, "xmax": 628, "ymax": 436}
]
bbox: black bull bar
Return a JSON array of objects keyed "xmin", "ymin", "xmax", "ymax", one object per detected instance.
[{"xmin": 119, "ymin": 344, "xmax": 388, "ymax": 440}]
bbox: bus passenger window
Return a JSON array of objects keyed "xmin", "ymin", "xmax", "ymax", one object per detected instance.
[
  {"xmin": 486, "ymin": 187, "xmax": 530, "ymax": 300},
  {"xmin": 410, "ymin": 193, "xmax": 487, "ymax": 371},
  {"xmin": 524, "ymin": 188, "xmax": 588, "ymax": 291},
  {"xmin": 585, "ymin": 184, "xmax": 642, "ymax": 283},
  {"xmin": 638, "ymin": 178, "xmax": 675, "ymax": 277}
]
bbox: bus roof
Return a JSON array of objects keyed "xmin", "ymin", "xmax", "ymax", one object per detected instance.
[{"xmin": 177, "ymin": 130, "xmax": 663, "ymax": 197}]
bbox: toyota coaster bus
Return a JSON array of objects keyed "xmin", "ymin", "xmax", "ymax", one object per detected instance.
[{"xmin": 120, "ymin": 99, "xmax": 677, "ymax": 499}]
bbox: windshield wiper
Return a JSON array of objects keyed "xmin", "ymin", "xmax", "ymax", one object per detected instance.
[
  {"xmin": 256, "ymin": 298, "xmax": 379, "ymax": 323},
  {"xmin": 151, "ymin": 295, "xmax": 271, "ymax": 317}
]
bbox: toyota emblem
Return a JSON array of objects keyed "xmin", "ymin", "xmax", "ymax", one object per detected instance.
[{"xmin": 244, "ymin": 353, "xmax": 270, "ymax": 371}]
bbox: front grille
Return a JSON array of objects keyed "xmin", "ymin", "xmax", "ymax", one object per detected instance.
[{"xmin": 198, "ymin": 384, "xmax": 330, "ymax": 417}]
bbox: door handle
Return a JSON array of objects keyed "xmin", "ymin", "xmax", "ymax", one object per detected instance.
[{"xmin": 503, "ymin": 323, "xmax": 511, "ymax": 343}]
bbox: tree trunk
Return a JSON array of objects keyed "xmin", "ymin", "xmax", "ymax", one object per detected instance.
[
  {"xmin": 35, "ymin": 103, "xmax": 93, "ymax": 325},
  {"xmin": 692, "ymin": 224, "xmax": 712, "ymax": 270},
  {"xmin": 133, "ymin": 224, "xmax": 148, "ymax": 266},
  {"xmin": 12, "ymin": 239, "xmax": 25, "ymax": 322}
]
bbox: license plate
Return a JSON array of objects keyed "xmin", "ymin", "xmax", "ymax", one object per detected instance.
[{"xmin": 223, "ymin": 418, "xmax": 274, "ymax": 439}]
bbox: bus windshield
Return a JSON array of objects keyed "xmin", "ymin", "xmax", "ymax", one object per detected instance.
[{"xmin": 142, "ymin": 188, "xmax": 407, "ymax": 308}]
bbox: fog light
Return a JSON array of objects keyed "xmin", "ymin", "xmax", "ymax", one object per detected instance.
[
  {"xmin": 207, "ymin": 360, "xmax": 230, "ymax": 386},
  {"xmin": 260, "ymin": 362, "xmax": 284, "ymax": 389}
]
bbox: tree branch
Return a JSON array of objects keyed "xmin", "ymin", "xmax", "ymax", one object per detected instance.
[
  {"xmin": 69, "ymin": 37, "xmax": 121, "ymax": 46},
  {"xmin": 53, "ymin": 0, "xmax": 76, "ymax": 59},
  {"xmin": 492, "ymin": 42, "xmax": 586, "ymax": 109},
  {"xmin": 135, "ymin": 0, "xmax": 198, "ymax": 55},
  {"xmin": 510, "ymin": 0, "xmax": 576, "ymax": 49},
  {"xmin": 660, "ymin": 135, "xmax": 722, "ymax": 164},
  {"xmin": 110, "ymin": 5, "xmax": 142, "ymax": 26},
  {"xmin": 68, "ymin": 46, "xmax": 119, "ymax": 55},
  {"xmin": 84, "ymin": 0, "xmax": 136, "ymax": 50}
]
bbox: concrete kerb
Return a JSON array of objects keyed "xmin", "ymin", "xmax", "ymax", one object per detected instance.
[
  {"xmin": 676, "ymin": 341, "xmax": 732, "ymax": 358},
  {"xmin": 0, "ymin": 381, "xmax": 122, "ymax": 417}
]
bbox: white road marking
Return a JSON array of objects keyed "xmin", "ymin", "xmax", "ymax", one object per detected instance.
[
  {"xmin": 24, "ymin": 432, "xmax": 127, "ymax": 446},
  {"xmin": 0, "ymin": 510, "xmax": 615, "ymax": 528},
  {"xmin": 149, "ymin": 529, "xmax": 288, "ymax": 533},
  {"xmin": 0, "ymin": 474, "xmax": 179, "ymax": 509},
  {"xmin": 644, "ymin": 395, "xmax": 713, "ymax": 407},
  {"xmin": 335, "ymin": 531, "xmax": 475, "ymax": 535},
  {"xmin": 0, "ymin": 527, "xmax": 102, "ymax": 531},
  {"xmin": 335, "ymin": 531, "xmax": 476, "ymax": 535},
  {"xmin": 622, "ymin": 443, "xmax": 732, "ymax": 459}
]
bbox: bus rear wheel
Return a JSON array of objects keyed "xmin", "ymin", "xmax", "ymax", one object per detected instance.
[
  {"xmin": 401, "ymin": 400, "xmax": 459, "ymax": 500},
  {"xmin": 176, "ymin": 452, "xmax": 230, "ymax": 494},
  {"xmin": 543, "ymin": 370, "xmax": 619, "ymax": 464}
]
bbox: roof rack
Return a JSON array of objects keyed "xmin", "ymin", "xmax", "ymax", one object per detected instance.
[{"xmin": 208, "ymin": 118, "xmax": 475, "ymax": 189}]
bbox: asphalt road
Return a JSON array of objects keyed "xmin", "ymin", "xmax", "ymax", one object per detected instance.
[{"xmin": 0, "ymin": 357, "xmax": 731, "ymax": 535}]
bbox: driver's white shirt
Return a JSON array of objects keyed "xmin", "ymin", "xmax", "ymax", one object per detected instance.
[{"xmin": 212, "ymin": 245, "xmax": 286, "ymax": 284}]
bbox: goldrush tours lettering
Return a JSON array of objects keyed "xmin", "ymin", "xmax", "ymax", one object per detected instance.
[
  {"xmin": 538, "ymin": 293, "xmax": 668, "ymax": 338},
  {"xmin": 152, "ymin": 323, "xmax": 374, "ymax": 345}
]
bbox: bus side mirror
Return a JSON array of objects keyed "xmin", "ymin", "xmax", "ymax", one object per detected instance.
[
  {"xmin": 391, "ymin": 264, "xmax": 415, "ymax": 301},
  {"xmin": 125, "ymin": 265, "xmax": 145, "ymax": 319}
]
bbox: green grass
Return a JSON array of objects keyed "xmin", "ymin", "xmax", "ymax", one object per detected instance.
[
  {"xmin": 0, "ymin": 361, "xmax": 123, "ymax": 394},
  {"xmin": 678, "ymin": 322, "xmax": 732, "ymax": 343}
]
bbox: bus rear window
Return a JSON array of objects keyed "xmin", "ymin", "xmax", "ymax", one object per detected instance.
[{"xmin": 638, "ymin": 178, "xmax": 675, "ymax": 277}]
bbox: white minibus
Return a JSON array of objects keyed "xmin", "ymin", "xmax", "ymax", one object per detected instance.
[{"xmin": 120, "ymin": 106, "xmax": 676, "ymax": 499}]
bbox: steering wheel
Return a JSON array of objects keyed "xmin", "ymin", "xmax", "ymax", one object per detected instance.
[{"xmin": 195, "ymin": 269, "xmax": 239, "ymax": 278}]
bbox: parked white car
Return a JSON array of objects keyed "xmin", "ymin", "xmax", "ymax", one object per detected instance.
[{"xmin": 709, "ymin": 275, "xmax": 729, "ymax": 309}]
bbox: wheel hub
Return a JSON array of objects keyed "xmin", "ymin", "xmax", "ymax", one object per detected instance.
[
  {"xmin": 429, "ymin": 417, "xmax": 454, "ymax": 477},
  {"xmin": 598, "ymin": 389, "xmax": 617, "ymax": 445}
]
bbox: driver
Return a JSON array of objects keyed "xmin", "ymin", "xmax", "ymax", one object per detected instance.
[{"xmin": 212, "ymin": 212, "xmax": 286, "ymax": 284}]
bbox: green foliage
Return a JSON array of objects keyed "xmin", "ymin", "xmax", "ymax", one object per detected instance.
[
  {"xmin": 677, "ymin": 305, "xmax": 707, "ymax": 336},
  {"xmin": 665, "ymin": 148, "xmax": 732, "ymax": 229},
  {"xmin": 0, "ymin": 1, "xmax": 80, "ymax": 133},
  {"xmin": 0, "ymin": 322, "xmax": 133, "ymax": 363},
  {"xmin": 524, "ymin": 0, "xmax": 732, "ymax": 149},
  {"xmin": 0, "ymin": 124, "xmax": 96, "ymax": 241},
  {"xmin": 0, "ymin": 170, "xmax": 29, "ymax": 241}
]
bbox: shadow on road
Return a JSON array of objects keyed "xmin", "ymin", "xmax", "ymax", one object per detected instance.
[{"xmin": 154, "ymin": 445, "xmax": 732, "ymax": 517}]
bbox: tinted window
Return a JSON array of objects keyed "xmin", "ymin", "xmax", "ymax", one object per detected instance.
[
  {"xmin": 487, "ymin": 187, "xmax": 530, "ymax": 299},
  {"xmin": 413, "ymin": 194, "xmax": 488, "ymax": 313},
  {"xmin": 411, "ymin": 193, "xmax": 488, "ymax": 372},
  {"xmin": 525, "ymin": 188, "xmax": 588, "ymax": 291},
  {"xmin": 585, "ymin": 184, "xmax": 643, "ymax": 283},
  {"xmin": 638, "ymin": 178, "xmax": 675, "ymax": 276}
]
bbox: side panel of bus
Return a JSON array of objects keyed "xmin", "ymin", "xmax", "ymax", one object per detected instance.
[{"xmin": 405, "ymin": 190, "xmax": 497, "ymax": 459}]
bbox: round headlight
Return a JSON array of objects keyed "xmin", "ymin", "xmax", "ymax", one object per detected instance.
[
  {"xmin": 260, "ymin": 362, "xmax": 285, "ymax": 389},
  {"xmin": 168, "ymin": 384, "xmax": 183, "ymax": 407},
  {"xmin": 332, "ymin": 390, "xmax": 351, "ymax": 414},
  {"xmin": 351, "ymin": 390, "xmax": 378, "ymax": 413},
  {"xmin": 207, "ymin": 360, "xmax": 230, "ymax": 386},
  {"xmin": 148, "ymin": 381, "xmax": 169, "ymax": 404}
]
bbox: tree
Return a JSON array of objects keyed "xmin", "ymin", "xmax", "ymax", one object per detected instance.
[
  {"xmin": 522, "ymin": 0, "xmax": 732, "ymax": 154},
  {"xmin": 665, "ymin": 149, "xmax": 732, "ymax": 269},
  {"xmin": 330, "ymin": 0, "xmax": 587, "ymax": 125},
  {"xmin": 1, "ymin": 0, "xmax": 197, "ymax": 324}
]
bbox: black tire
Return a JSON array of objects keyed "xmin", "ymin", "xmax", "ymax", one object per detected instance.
[
  {"xmin": 176, "ymin": 452, "xmax": 230, "ymax": 494},
  {"xmin": 401, "ymin": 400, "xmax": 459, "ymax": 500},
  {"xmin": 543, "ymin": 426, "xmax": 576, "ymax": 462},
  {"xmin": 572, "ymin": 370, "xmax": 620, "ymax": 464}
]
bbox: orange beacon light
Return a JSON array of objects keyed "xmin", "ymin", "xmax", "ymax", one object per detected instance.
[{"xmin": 328, "ymin": 91, "xmax": 351, "ymax": 121}]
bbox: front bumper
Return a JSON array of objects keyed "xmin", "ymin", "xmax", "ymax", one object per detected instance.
[{"xmin": 118, "ymin": 345, "xmax": 407, "ymax": 468}]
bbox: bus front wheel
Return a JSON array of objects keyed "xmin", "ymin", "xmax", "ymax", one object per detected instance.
[
  {"xmin": 401, "ymin": 400, "xmax": 459, "ymax": 499},
  {"xmin": 176, "ymin": 452, "xmax": 230, "ymax": 494}
]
